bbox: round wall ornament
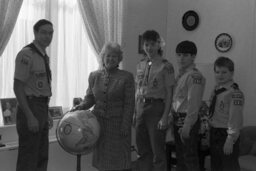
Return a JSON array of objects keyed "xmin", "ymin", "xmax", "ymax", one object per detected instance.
[
  {"xmin": 182, "ymin": 10, "xmax": 199, "ymax": 31},
  {"xmin": 215, "ymin": 33, "xmax": 232, "ymax": 53}
]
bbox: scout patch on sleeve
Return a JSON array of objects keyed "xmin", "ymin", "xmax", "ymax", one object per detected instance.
[
  {"xmin": 191, "ymin": 74, "xmax": 203, "ymax": 84},
  {"xmin": 20, "ymin": 56, "xmax": 30, "ymax": 65},
  {"xmin": 232, "ymin": 92, "xmax": 243, "ymax": 99},
  {"xmin": 164, "ymin": 63, "xmax": 174, "ymax": 74},
  {"xmin": 232, "ymin": 91, "xmax": 244, "ymax": 105}
]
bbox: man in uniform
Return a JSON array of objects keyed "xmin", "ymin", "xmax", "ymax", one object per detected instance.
[
  {"xmin": 14, "ymin": 19, "xmax": 54, "ymax": 171},
  {"xmin": 171, "ymin": 41, "xmax": 205, "ymax": 171}
]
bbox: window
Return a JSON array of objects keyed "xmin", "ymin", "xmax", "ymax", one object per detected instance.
[{"xmin": 0, "ymin": 0, "xmax": 98, "ymax": 126}]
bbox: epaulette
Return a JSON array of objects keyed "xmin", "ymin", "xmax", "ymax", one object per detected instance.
[
  {"xmin": 140, "ymin": 57, "xmax": 147, "ymax": 62},
  {"xmin": 192, "ymin": 68, "xmax": 198, "ymax": 72},
  {"xmin": 162, "ymin": 59, "xmax": 168, "ymax": 63},
  {"xmin": 231, "ymin": 83, "xmax": 239, "ymax": 90}
]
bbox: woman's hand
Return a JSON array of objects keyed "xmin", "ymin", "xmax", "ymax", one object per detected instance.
[{"xmin": 70, "ymin": 103, "xmax": 85, "ymax": 112}]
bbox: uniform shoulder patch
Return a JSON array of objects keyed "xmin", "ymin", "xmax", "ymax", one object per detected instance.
[
  {"xmin": 163, "ymin": 62, "xmax": 174, "ymax": 74},
  {"xmin": 20, "ymin": 55, "xmax": 30, "ymax": 65},
  {"xmin": 231, "ymin": 91, "xmax": 243, "ymax": 99},
  {"xmin": 190, "ymin": 72, "xmax": 203, "ymax": 84},
  {"xmin": 231, "ymin": 91, "xmax": 244, "ymax": 106}
]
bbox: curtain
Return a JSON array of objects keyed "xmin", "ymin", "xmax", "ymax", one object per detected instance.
[
  {"xmin": 0, "ymin": 0, "xmax": 23, "ymax": 56},
  {"xmin": 77, "ymin": 0, "xmax": 126, "ymax": 67},
  {"xmin": 0, "ymin": 0, "xmax": 98, "ymax": 110}
]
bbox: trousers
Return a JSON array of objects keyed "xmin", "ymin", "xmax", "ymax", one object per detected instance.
[
  {"xmin": 173, "ymin": 119, "xmax": 200, "ymax": 171},
  {"xmin": 210, "ymin": 128, "xmax": 240, "ymax": 171},
  {"xmin": 135, "ymin": 100, "xmax": 167, "ymax": 171},
  {"xmin": 16, "ymin": 97, "xmax": 49, "ymax": 171}
]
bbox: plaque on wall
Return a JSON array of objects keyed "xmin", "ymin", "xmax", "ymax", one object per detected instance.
[
  {"xmin": 182, "ymin": 10, "xmax": 199, "ymax": 31},
  {"xmin": 215, "ymin": 33, "xmax": 232, "ymax": 53}
]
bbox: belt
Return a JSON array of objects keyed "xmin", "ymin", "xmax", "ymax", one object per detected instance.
[
  {"xmin": 26, "ymin": 96, "xmax": 49, "ymax": 102},
  {"xmin": 143, "ymin": 97, "xmax": 164, "ymax": 103}
]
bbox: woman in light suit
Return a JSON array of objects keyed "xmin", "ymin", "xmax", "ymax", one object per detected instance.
[{"xmin": 74, "ymin": 42, "xmax": 135, "ymax": 171}]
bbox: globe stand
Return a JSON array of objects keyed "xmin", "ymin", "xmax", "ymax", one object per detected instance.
[{"xmin": 77, "ymin": 154, "xmax": 81, "ymax": 171}]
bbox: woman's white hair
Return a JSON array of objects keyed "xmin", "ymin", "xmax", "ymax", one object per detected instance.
[{"xmin": 100, "ymin": 42, "xmax": 123, "ymax": 66}]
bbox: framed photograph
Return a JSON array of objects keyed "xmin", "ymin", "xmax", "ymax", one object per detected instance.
[
  {"xmin": 215, "ymin": 33, "xmax": 233, "ymax": 53},
  {"xmin": 0, "ymin": 98, "xmax": 18, "ymax": 125},
  {"xmin": 49, "ymin": 106, "xmax": 63, "ymax": 119},
  {"xmin": 182, "ymin": 10, "xmax": 199, "ymax": 31},
  {"xmin": 138, "ymin": 35, "xmax": 146, "ymax": 55}
]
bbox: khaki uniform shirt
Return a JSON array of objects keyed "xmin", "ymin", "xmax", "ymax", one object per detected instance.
[
  {"xmin": 14, "ymin": 42, "xmax": 52, "ymax": 97},
  {"xmin": 209, "ymin": 80, "xmax": 244, "ymax": 140},
  {"xmin": 135, "ymin": 58, "xmax": 175, "ymax": 100},
  {"xmin": 172, "ymin": 64, "xmax": 205, "ymax": 129}
]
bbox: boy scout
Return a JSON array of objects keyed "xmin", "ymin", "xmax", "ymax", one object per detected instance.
[
  {"xmin": 14, "ymin": 19, "xmax": 54, "ymax": 171},
  {"xmin": 209, "ymin": 57, "xmax": 244, "ymax": 171},
  {"xmin": 172, "ymin": 40, "xmax": 205, "ymax": 171},
  {"xmin": 135, "ymin": 30, "xmax": 175, "ymax": 171}
]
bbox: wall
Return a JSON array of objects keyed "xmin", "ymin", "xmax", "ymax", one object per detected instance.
[
  {"xmin": 165, "ymin": 0, "xmax": 256, "ymax": 126},
  {"xmin": 122, "ymin": 0, "xmax": 169, "ymax": 75},
  {"xmin": 122, "ymin": 0, "xmax": 256, "ymax": 125}
]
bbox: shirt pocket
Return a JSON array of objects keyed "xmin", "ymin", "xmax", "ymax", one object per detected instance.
[{"xmin": 34, "ymin": 71, "xmax": 48, "ymax": 90}]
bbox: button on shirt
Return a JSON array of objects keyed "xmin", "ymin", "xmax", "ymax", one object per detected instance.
[
  {"xmin": 172, "ymin": 64, "xmax": 205, "ymax": 129},
  {"xmin": 136, "ymin": 58, "xmax": 175, "ymax": 99},
  {"xmin": 209, "ymin": 81, "xmax": 244, "ymax": 140},
  {"xmin": 14, "ymin": 42, "xmax": 52, "ymax": 97}
]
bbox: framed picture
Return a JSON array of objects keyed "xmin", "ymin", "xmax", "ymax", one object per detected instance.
[
  {"xmin": 0, "ymin": 98, "xmax": 18, "ymax": 125},
  {"xmin": 49, "ymin": 106, "xmax": 63, "ymax": 119},
  {"xmin": 138, "ymin": 35, "xmax": 146, "ymax": 55},
  {"xmin": 215, "ymin": 33, "xmax": 233, "ymax": 53},
  {"xmin": 182, "ymin": 10, "xmax": 199, "ymax": 31}
]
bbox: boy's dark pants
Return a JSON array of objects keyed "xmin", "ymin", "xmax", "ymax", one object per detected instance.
[
  {"xmin": 210, "ymin": 128, "xmax": 240, "ymax": 171},
  {"xmin": 173, "ymin": 119, "xmax": 200, "ymax": 171},
  {"xmin": 16, "ymin": 97, "xmax": 49, "ymax": 171},
  {"xmin": 135, "ymin": 100, "xmax": 167, "ymax": 171}
]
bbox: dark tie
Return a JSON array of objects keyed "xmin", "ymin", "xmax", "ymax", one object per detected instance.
[
  {"xmin": 209, "ymin": 87, "xmax": 227, "ymax": 118},
  {"xmin": 43, "ymin": 54, "xmax": 52, "ymax": 84}
]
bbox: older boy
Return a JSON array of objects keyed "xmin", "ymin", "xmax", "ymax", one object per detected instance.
[{"xmin": 172, "ymin": 40, "xmax": 205, "ymax": 171}]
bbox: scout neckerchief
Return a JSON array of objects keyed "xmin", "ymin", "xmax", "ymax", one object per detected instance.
[
  {"xmin": 208, "ymin": 87, "xmax": 227, "ymax": 118},
  {"xmin": 208, "ymin": 83, "xmax": 239, "ymax": 118},
  {"xmin": 25, "ymin": 43, "xmax": 52, "ymax": 84}
]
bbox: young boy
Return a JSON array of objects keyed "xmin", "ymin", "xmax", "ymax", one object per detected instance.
[
  {"xmin": 172, "ymin": 40, "xmax": 205, "ymax": 171},
  {"xmin": 209, "ymin": 56, "xmax": 244, "ymax": 171}
]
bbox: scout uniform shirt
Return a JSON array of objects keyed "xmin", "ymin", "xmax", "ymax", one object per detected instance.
[
  {"xmin": 14, "ymin": 41, "xmax": 52, "ymax": 97},
  {"xmin": 135, "ymin": 57, "xmax": 175, "ymax": 101},
  {"xmin": 172, "ymin": 64, "xmax": 205, "ymax": 129},
  {"xmin": 209, "ymin": 80, "xmax": 244, "ymax": 142}
]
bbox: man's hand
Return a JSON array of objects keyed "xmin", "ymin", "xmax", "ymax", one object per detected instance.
[
  {"xmin": 27, "ymin": 115, "xmax": 39, "ymax": 133},
  {"xmin": 48, "ymin": 114, "xmax": 53, "ymax": 129}
]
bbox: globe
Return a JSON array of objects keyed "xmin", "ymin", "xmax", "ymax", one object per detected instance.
[{"xmin": 56, "ymin": 110, "xmax": 100, "ymax": 155}]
